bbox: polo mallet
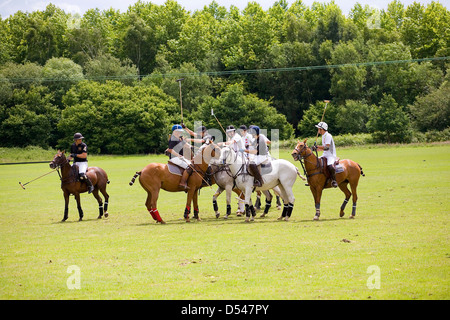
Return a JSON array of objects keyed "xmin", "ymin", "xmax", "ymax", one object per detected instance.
[
  {"xmin": 19, "ymin": 169, "xmax": 57, "ymax": 190},
  {"xmin": 176, "ymin": 78, "xmax": 184, "ymax": 125},
  {"xmin": 315, "ymin": 100, "xmax": 330, "ymax": 144},
  {"xmin": 211, "ymin": 108, "xmax": 226, "ymax": 134}
]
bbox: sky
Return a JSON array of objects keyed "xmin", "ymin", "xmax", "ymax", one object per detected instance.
[{"xmin": 0, "ymin": 0, "xmax": 443, "ymax": 18}]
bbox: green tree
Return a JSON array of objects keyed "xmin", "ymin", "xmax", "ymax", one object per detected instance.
[
  {"xmin": 367, "ymin": 93, "xmax": 411, "ymax": 143},
  {"xmin": 0, "ymin": 86, "xmax": 58, "ymax": 147},
  {"xmin": 24, "ymin": 4, "xmax": 69, "ymax": 64},
  {"xmin": 329, "ymin": 41, "xmax": 366, "ymax": 103},
  {"xmin": 59, "ymin": 81, "xmax": 178, "ymax": 154},
  {"xmin": 84, "ymin": 53, "xmax": 138, "ymax": 85},
  {"xmin": 42, "ymin": 57, "xmax": 84, "ymax": 107},
  {"xmin": 409, "ymin": 75, "xmax": 450, "ymax": 132},
  {"xmin": 297, "ymin": 101, "xmax": 337, "ymax": 137},
  {"xmin": 193, "ymin": 83, "xmax": 293, "ymax": 140},
  {"xmin": 335, "ymin": 100, "xmax": 370, "ymax": 134}
]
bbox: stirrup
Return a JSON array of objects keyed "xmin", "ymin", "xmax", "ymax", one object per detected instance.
[{"xmin": 179, "ymin": 183, "xmax": 190, "ymax": 190}]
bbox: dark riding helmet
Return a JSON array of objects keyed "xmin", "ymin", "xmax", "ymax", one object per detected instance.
[
  {"xmin": 249, "ymin": 125, "xmax": 260, "ymax": 136},
  {"xmin": 73, "ymin": 132, "xmax": 84, "ymax": 140}
]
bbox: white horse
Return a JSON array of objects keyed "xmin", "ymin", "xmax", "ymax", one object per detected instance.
[
  {"xmin": 220, "ymin": 146, "xmax": 303, "ymax": 222},
  {"xmin": 209, "ymin": 158, "xmax": 282, "ymax": 219}
]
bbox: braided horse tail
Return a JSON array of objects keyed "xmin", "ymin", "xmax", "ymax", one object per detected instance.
[
  {"xmin": 129, "ymin": 171, "xmax": 141, "ymax": 186},
  {"xmin": 357, "ymin": 164, "xmax": 365, "ymax": 177}
]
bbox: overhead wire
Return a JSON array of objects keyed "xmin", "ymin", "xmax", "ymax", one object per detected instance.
[{"xmin": 1, "ymin": 56, "xmax": 449, "ymax": 83}]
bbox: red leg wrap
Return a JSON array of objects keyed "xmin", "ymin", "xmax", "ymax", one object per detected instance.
[{"xmin": 153, "ymin": 209, "xmax": 162, "ymax": 222}]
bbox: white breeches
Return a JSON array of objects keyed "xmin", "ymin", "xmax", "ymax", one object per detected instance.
[{"xmin": 74, "ymin": 162, "xmax": 88, "ymax": 174}]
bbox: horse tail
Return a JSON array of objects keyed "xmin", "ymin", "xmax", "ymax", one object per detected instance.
[
  {"xmin": 357, "ymin": 164, "xmax": 365, "ymax": 177},
  {"xmin": 129, "ymin": 171, "xmax": 141, "ymax": 186},
  {"xmin": 296, "ymin": 167, "xmax": 307, "ymax": 181}
]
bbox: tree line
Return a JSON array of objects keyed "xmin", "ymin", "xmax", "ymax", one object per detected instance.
[{"xmin": 0, "ymin": 0, "xmax": 449, "ymax": 153}]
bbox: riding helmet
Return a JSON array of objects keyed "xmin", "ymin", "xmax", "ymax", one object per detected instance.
[
  {"xmin": 172, "ymin": 124, "xmax": 183, "ymax": 132},
  {"xmin": 73, "ymin": 132, "xmax": 84, "ymax": 140},
  {"xmin": 315, "ymin": 122, "xmax": 328, "ymax": 131},
  {"xmin": 226, "ymin": 125, "xmax": 235, "ymax": 132},
  {"xmin": 249, "ymin": 125, "xmax": 260, "ymax": 136}
]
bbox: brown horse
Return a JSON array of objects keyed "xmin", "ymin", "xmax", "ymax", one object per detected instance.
[
  {"xmin": 129, "ymin": 142, "xmax": 219, "ymax": 223},
  {"xmin": 291, "ymin": 139, "xmax": 364, "ymax": 220},
  {"xmin": 49, "ymin": 150, "xmax": 110, "ymax": 222}
]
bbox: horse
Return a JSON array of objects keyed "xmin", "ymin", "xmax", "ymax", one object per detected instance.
[
  {"xmin": 129, "ymin": 141, "xmax": 219, "ymax": 223},
  {"xmin": 49, "ymin": 150, "xmax": 110, "ymax": 222},
  {"xmin": 209, "ymin": 160, "xmax": 245, "ymax": 218},
  {"xmin": 208, "ymin": 160, "xmax": 281, "ymax": 219},
  {"xmin": 291, "ymin": 139, "xmax": 365, "ymax": 220},
  {"xmin": 220, "ymin": 146, "xmax": 303, "ymax": 222}
]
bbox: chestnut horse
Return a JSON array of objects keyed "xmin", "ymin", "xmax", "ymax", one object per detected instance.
[
  {"xmin": 291, "ymin": 139, "xmax": 364, "ymax": 220},
  {"xmin": 129, "ymin": 142, "xmax": 219, "ymax": 223},
  {"xmin": 49, "ymin": 151, "xmax": 110, "ymax": 222}
]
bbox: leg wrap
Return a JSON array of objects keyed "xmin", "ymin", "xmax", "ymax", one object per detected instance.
[
  {"xmin": 250, "ymin": 205, "xmax": 256, "ymax": 217},
  {"xmin": 245, "ymin": 204, "xmax": 250, "ymax": 217},
  {"xmin": 264, "ymin": 199, "xmax": 272, "ymax": 214},
  {"xmin": 104, "ymin": 201, "xmax": 108, "ymax": 212},
  {"xmin": 149, "ymin": 209, "xmax": 157, "ymax": 220},
  {"xmin": 213, "ymin": 200, "xmax": 218, "ymax": 212},
  {"xmin": 254, "ymin": 196, "xmax": 261, "ymax": 210},
  {"xmin": 315, "ymin": 203, "xmax": 320, "ymax": 217},
  {"xmin": 341, "ymin": 199, "xmax": 349, "ymax": 211},
  {"xmin": 352, "ymin": 203, "xmax": 357, "ymax": 216},
  {"xmin": 184, "ymin": 206, "xmax": 191, "ymax": 219},
  {"xmin": 281, "ymin": 206, "xmax": 288, "ymax": 217},
  {"xmin": 99, "ymin": 205, "xmax": 104, "ymax": 216},
  {"xmin": 287, "ymin": 203, "xmax": 294, "ymax": 217},
  {"xmin": 226, "ymin": 204, "xmax": 231, "ymax": 216}
]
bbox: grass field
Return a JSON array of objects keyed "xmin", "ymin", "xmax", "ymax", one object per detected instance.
[{"xmin": 0, "ymin": 144, "xmax": 449, "ymax": 300}]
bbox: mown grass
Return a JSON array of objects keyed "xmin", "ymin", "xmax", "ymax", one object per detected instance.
[{"xmin": 0, "ymin": 144, "xmax": 448, "ymax": 299}]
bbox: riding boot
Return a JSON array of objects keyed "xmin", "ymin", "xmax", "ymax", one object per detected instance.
[
  {"xmin": 85, "ymin": 177, "xmax": 94, "ymax": 194},
  {"xmin": 327, "ymin": 165, "xmax": 338, "ymax": 188},
  {"xmin": 179, "ymin": 166, "xmax": 193, "ymax": 190},
  {"xmin": 249, "ymin": 163, "xmax": 263, "ymax": 187}
]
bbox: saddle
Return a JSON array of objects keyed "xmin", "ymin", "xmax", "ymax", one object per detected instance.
[
  {"xmin": 245, "ymin": 161, "xmax": 272, "ymax": 177},
  {"xmin": 167, "ymin": 162, "xmax": 184, "ymax": 176},
  {"xmin": 167, "ymin": 162, "xmax": 212, "ymax": 187},
  {"xmin": 321, "ymin": 158, "xmax": 344, "ymax": 179}
]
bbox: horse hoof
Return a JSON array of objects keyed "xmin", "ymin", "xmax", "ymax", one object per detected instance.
[
  {"xmin": 97, "ymin": 215, "xmax": 102, "ymax": 219},
  {"xmin": 284, "ymin": 217, "xmax": 289, "ymax": 221},
  {"xmin": 260, "ymin": 213, "xmax": 266, "ymax": 218},
  {"xmin": 215, "ymin": 213, "xmax": 220, "ymax": 218},
  {"xmin": 185, "ymin": 218, "xmax": 190, "ymax": 223},
  {"xmin": 224, "ymin": 215, "xmax": 228, "ymax": 220},
  {"xmin": 349, "ymin": 215, "xmax": 355, "ymax": 219},
  {"xmin": 104, "ymin": 212, "xmax": 109, "ymax": 218},
  {"xmin": 277, "ymin": 216, "xmax": 283, "ymax": 221},
  {"xmin": 339, "ymin": 211, "xmax": 345, "ymax": 217},
  {"xmin": 313, "ymin": 215, "xmax": 319, "ymax": 221},
  {"xmin": 250, "ymin": 216, "xmax": 255, "ymax": 222},
  {"xmin": 158, "ymin": 220, "xmax": 166, "ymax": 224},
  {"xmin": 245, "ymin": 218, "xmax": 250, "ymax": 223},
  {"xmin": 61, "ymin": 219, "xmax": 67, "ymax": 222}
]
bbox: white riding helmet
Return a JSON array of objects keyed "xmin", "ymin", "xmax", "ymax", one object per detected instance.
[{"xmin": 315, "ymin": 121, "xmax": 328, "ymax": 131}]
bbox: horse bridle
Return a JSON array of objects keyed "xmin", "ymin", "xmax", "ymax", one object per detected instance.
[{"xmin": 293, "ymin": 143, "xmax": 313, "ymax": 161}]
